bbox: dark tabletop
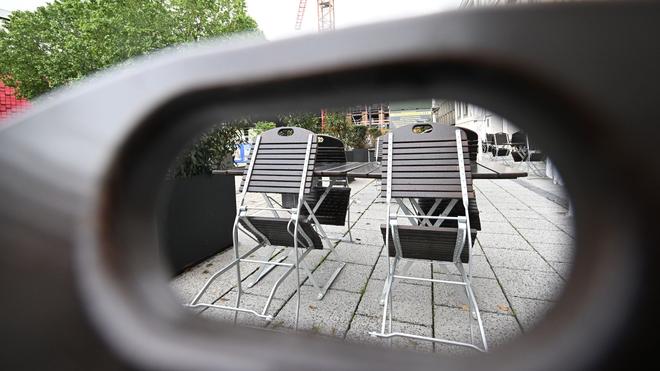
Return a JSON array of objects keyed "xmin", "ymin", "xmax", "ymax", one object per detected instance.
[{"xmin": 213, "ymin": 159, "xmax": 527, "ymax": 179}]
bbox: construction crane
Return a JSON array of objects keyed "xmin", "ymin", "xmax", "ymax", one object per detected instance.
[
  {"xmin": 295, "ymin": 0, "xmax": 335, "ymax": 130},
  {"xmin": 295, "ymin": 0, "xmax": 335, "ymax": 32}
]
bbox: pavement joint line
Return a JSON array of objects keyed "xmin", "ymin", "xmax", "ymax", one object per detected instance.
[
  {"xmin": 485, "ymin": 180, "xmax": 572, "ymax": 284},
  {"xmin": 473, "ymin": 180, "xmax": 531, "ymax": 332}
]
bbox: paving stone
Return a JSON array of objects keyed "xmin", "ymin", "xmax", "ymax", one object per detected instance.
[
  {"xmin": 345, "ymin": 314, "xmax": 433, "ymax": 352},
  {"xmin": 433, "ymin": 307, "xmax": 521, "ymax": 353},
  {"xmin": 304, "ymin": 261, "xmax": 372, "ymax": 294},
  {"xmin": 542, "ymin": 213, "xmax": 574, "ymax": 226},
  {"xmin": 477, "ymin": 232, "xmax": 533, "ymax": 251},
  {"xmin": 508, "ymin": 296, "xmax": 555, "ymax": 332},
  {"xmin": 373, "ymin": 256, "xmax": 432, "ymax": 285},
  {"xmin": 531, "ymin": 242, "xmax": 574, "ymax": 263},
  {"xmin": 170, "ymin": 247, "xmax": 260, "ymax": 309},
  {"xmin": 483, "ymin": 248, "xmax": 555, "ymax": 272},
  {"xmin": 548, "ymin": 261, "xmax": 572, "ymax": 280},
  {"xmin": 493, "ymin": 267, "xmax": 564, "ymax": 301},
  {"xmin": 198, "ymin": 291, "xmax": 285, "ymax": 328},
  {"xmin": 498, "ymin": 209, "xmax": 545, "ymax": 220},
  {"xmin": 356, "ymin": 279, "xmax": 433, "ymax": 326},
  {"xmin": 478, "ymin": 211, "xmax": 507, "ymax": 222},
  {"xmin": 432, "ymin": 255, "xmax": 495, "ymax": 280},
  {"xmin": 271, "ymin": 287, "xmax": 361, "ymax": 337},
  {"xmin": 557, "ymin": 223, "xmax": 576, "ymax": 238},
  {"xmin": 433, "ymin": 274, "xmax": 512, "ymax": 315},
  {"xmin": 480, "ymin": 221, "xmax": 519, "ymax": 235},
  {"xmin": 490, "ymin": 202, "xmax": 530, "ymax": 211},
  {"xmin": 506, "ymin": 217, "xmax": 559, "ymax": 231},
  {"xmin": 517, "ymin": 228, "xmax": 573, "ymax": 245},
  {"xmin": 352, "ymin": 217, "xmax": 384, "ymax": 230},
  {"xmin": 344, "ymin": 228, "xmax": 385, "ymax": 246},
  {"xmin": 240, "ymin": 264, "xmax": 309, "ymax": 300},
  {"xmin": 328, "ymin": 241, "xmax": 382, "ymax": 266}
]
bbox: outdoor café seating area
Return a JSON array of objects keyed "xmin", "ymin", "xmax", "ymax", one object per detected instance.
[{"xmin": 171, "ymin": 123, "xmax": 574, "ymax": 354}]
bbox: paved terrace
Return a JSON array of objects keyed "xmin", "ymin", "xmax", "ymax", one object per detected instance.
[{"xmin": 171, "ymin": 170, "xmax": 574, "ymax": 354}]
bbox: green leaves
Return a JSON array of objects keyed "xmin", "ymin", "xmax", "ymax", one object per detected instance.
[
  {"xmin": 172, "ymin": 124, "xmax": 246, "ymax": 178},
  {"xmin": 0, "ymin": 0, "xmax": 259, "ymax": 99}
]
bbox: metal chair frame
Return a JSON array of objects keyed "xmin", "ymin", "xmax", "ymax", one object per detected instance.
[
  {"xmin": 186, "ymin": 129, "xmax": 345, "ymax": 329},
  {"xmin": 369, "ymin": 128, "xmax": 488, "ymax": 352},
  {"xmin": 492, "ymin": 132, "xmax": 512, "ymax": 165}
]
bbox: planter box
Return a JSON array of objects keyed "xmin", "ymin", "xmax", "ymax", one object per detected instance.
[
  {"xmin": 346, "ymin": 148, "xmax": 369, "ymax": 162},
  {"xmin": 158, "ymin": 175, "xmax": 236, "ymax": 274}
]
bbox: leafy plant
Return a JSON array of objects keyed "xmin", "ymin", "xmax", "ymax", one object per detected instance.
[
  {"xmin": 249, "ymin": 121, "xmax": 276, "ymax": 138},
  {"xmin": 322, "ymin": 111, "xmax": 352, "ymax": 145},
  {"xmin": 347, "ymin": 125, "xmax": 368, "ymax": 149},
  {"xmin": 279, "ymin": 112, "xmax": 321, "ymax": 133},
  {"xmin": 367, "ymin": 127, "xmax": 383, "ymax": 147},
  {"xmin": 172, "ymin": 124, "xmax": 244, "ymax": 178}
]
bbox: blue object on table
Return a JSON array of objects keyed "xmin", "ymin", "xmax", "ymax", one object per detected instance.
[{"xmin": 234, "ymin": 143, "xmax": 251, "ymax": 164}]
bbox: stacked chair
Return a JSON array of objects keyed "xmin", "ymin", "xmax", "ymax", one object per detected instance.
[
  {"xmin": 186, "ymin": 127, "xmax": 345, "ymax": 328},
  {"xmin": 369, "ymin": 123, "xmax": 488, "ymax": 352},
  {"xmin": 510, "ymin": 131, "xmax": 529, "ymax": 163},
  {"xmin": 417, "ymin": 126, "xmax": 482, "ymax": 231},
  {"xmin": 483, "ymin": 133, "xmax": 495, "ymax": 154},
  {"xmin": 300, "ymin": 135, "xmax": 354, "ymax": 241},
  {"xmin": 510, "ymin": 131, "xmax": 546, "ymax": 175},
  {"xmin": 491, "ymin": 132, "xmax": 512, "ymax": 163}
]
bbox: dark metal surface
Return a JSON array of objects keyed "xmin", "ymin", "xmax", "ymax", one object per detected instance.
[
  {"xmin": 1, "ymin": 1, "xmax": 659, "ymax": 370},
  {"xmin": 213, "ymin": 160, "xmax": 528, "ymax": 179}
]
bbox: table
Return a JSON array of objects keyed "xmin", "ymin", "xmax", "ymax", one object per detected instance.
[{"xmin": 212, "ymin": 159, "xmax": 527, "ymax": 179}]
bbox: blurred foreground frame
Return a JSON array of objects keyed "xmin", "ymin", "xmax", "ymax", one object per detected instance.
[{"xmin": 0, "ymin": 1, "xmax": 658, "ymax": 370}]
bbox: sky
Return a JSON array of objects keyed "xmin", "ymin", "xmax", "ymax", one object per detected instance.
[{"xmin": 0, "ymin": 0, "xmax": 460, "ymax": 40}]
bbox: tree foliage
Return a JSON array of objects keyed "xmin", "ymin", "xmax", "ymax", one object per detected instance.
[
  {"xmin": 0, "ymin": 0, "xmax": 258, "ymax": 99},
  {"xmin": 0, "ymin": 0, "xmax": 259, "ymax": 178}
]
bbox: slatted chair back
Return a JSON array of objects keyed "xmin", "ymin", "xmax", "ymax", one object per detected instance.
[
  {"xmin": 458, "ymin": 127, "xmax": 479, "ymax": 161},
  {"xmin": 486, "ymin": 133, "xmax": 495, "ymax": 145},
  {"xmin": 511, "ymin": 131, "xmax": 526, "ymax": 146},
  {"xmin": 240, "ymin": 127, "xmax": 316, "ymax": 195},
  {"xmin": 494, "ymin": 132, "xmax": 509, "ymax": 146},
  {"xmin": 316, "ymin": 135, "xmax": 346, "ymax": 164},
  {"xmin": 381, "ymin": 123, "xmax": 473, "ymax": 201}
]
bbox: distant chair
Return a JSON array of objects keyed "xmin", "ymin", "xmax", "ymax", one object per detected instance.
[
  {"xmin": 369, "ymin": 122, "xmax": 488, "ymax": 352},
  {"xmin": 484, "ymin": 133, "xmax": 495, "ymax": 155},
  {"xmin": 186, "ymin": 127, "xmax": 346, "ymax": 328},
  {"xmin": 491, "ymin": 132, "xmax": 512, "ymax": 163},
  {"xmin": 303, "ymin": 135, "xmax": 354, "ymax": 240},
  {"xmin": 510, "ymin": 131, "xmax": 546, "ymax": 175},
  {"xmin": 510, "ymin": 131, "xmax": 528, "ymax": 162}
]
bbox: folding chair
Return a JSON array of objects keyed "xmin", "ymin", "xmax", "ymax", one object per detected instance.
[
  {"xmin": 369, "ymin": 123, "xmax": 488, "ymax": 352},
  {"xmin": 510, "ymin": 131, "xmax": 528, "ymax": 163},
  {"xmin": 484, "ymin": 133, "xmax": 495, "ymax": 156},
  {"xmin": 510, "ymin": 131, "xmax": 546, "ymax": 176},
  {"xmin": 491, "ymin": 132, "xmax": 512, "ymax": 164},
  {"xmin": 301, "ymin": 135, "xmax": 354, "ymax": 241},
  {"xmin": 186, "ymin": 127, "xmax": 345, "ymax": 328}
]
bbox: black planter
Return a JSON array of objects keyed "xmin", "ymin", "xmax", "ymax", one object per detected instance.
[
  {"xmin": 346, "ymin": 148, "xmax": 369, "ymax": 162},
  {"xmin": 158, "ymin": 175, "xmax": 236, "ymax": 274}
]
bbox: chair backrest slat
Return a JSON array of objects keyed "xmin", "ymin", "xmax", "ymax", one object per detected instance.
[
  {"xmin": 494, "ymin": 132, "xmax": 509, "ymax": 146},
  {"xmin": 316, "ymin": 135, "xmax": 346, "ymax": 164},
  {"xmin": 240, "ymin": 127, "xmax": 317, "ymax": 195},
  {"xmin": 381, "ymin": 123, "xmax": 472, "ymax": 200}
]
